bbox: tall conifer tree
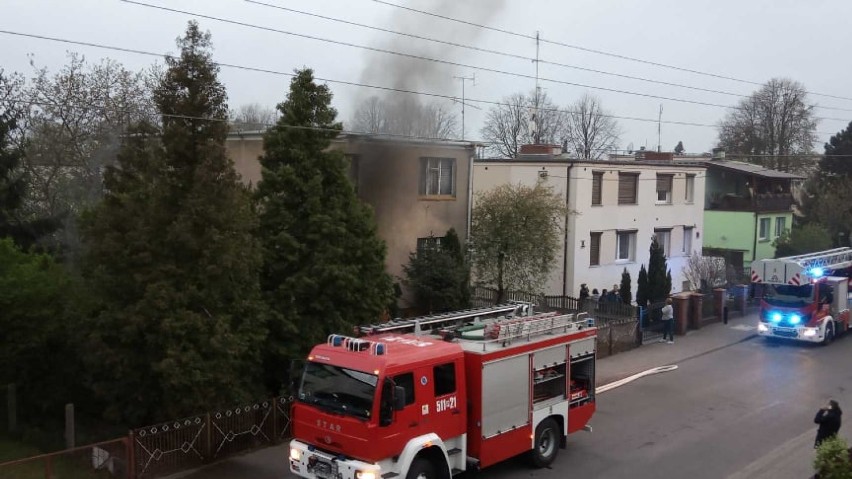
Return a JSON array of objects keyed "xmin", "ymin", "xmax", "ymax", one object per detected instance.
[
  {"xmin": 81, "ymin": 22, "xmax": 265, "ymax": 424},
  {"xmin": 256, "ymin": 69, "xmax": 392, "ymax": 390}
]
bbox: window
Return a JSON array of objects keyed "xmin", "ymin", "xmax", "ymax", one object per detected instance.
[
  {"xmin": 393, "ymin": 373, "xmax": 415, "ymax": 406},
  {"xmin": 654, "ymin": 229, "xmax": 672, "ymax": 257},
  {"xmin": 775, "ymin": 217, "xmax": 787, "ymax": 237},
  {"xmin": 417, "ymin": 236, "xmax": 444, "ymax": 254},
  {"xmin": 685, "ymin": 174, "xmax": 695, "ymax": 203},
  {"xmin": 656, "ymin": 174, "xmax": 673, "ymax": 204},
  {"xmin": 433, "ymin": 363, "xmax": 456, "ymax": 397},
  {"xmin": 683, "ymin": 227, "xmax": 694, "ymax": 255},
  {"xmin": 589, "ymin": 232, "xmax": 602, "ymax": 266},
  {"xmin": 616, "ymin": 231, "xmax": 636, "ymax": 261},
  {"xmin": 618, "ymin": 173, "xmax": 638, "ymax": 205},
  {"xmin": 591, "ymin": 172, "xmax": 603, "ymax": 206},
  {"xmin": 420, "ymin": 157, "xmax": 455, "ymax": 197},
  {"xmin": 759, "ymin": 217, "xmax": 771, "ymax": 240}
]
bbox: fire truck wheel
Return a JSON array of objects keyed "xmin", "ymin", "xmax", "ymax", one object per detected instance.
[
  {"xmin": 530, "ymin": 418, "xmax": 560, "ymax": 468},
  {"xmin": 822, "ymin": 322, "xmax": 835, "ymax": 346},
  {"xmin": 406, "ymin": 457, "xmax": 436, "ymax": 479}
]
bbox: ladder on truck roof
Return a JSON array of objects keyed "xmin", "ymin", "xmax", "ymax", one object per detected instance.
[
  {"xmin": 752, "ymin": 247, "xmax": 852, "ymax": 284},
  {"xmin": 358, "ymin": 303, "xmax": 528, "ymax": 336}
]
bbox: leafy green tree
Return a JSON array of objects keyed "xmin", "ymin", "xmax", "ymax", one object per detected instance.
[
  {"xmin": 403, "ymin": 228, "xmax": 470, "ymax": 314},
  {"xmin": 470, "ymin": 182, "xmax": 566, "ymax": 303},
  {"xmin": 773, "ymin": 223, "xmax": 833, "ymax": 257},
  {"xmin": 80, "ymin": 22, "xmax": 265, "ymax": 425},
  {"xmin": 256, "ymin": 68, "xmax": 392, "ymax": 391},
  {"xmin": 820, "ymin": 121, "xmax": 852, "ymax": 177},
  {"xmin": 636, "ymin": 264, "xmax": 649, "ymax": 307},
  {"xmin": 648, "ymin": 236, "xmax": 671, "ymax": 302},
  {"xmin": 619, "ymin": 267, "xmax": 632, "ymax": 305},
  {"xmin": 0, "ymin": 238, "xmax": 85, "ymax": 420},
  {"xmin": 814, "ymin": 436, "xmax": 852, "ymax": 479}
]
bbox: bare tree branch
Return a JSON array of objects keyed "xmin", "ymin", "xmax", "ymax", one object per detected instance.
[{"xmin": 564, "ymin": 94, "xmax": 620, "ymax": 160}]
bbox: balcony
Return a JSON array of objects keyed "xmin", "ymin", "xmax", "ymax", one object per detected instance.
[{"xmin": 708, "ymin": 193, "xmax": 794, "ymax": 212}]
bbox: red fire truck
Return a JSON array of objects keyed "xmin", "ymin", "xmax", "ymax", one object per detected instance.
[
  {"xmin": 751, "ymin": 248, "xmax": 852, "ymax": 344},
  {"xmin": 288, "ymin": 303, "xmax": 597, "ymax": 479}
]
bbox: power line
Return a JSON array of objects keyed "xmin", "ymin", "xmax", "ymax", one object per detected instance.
[
  {"xmin": 0, "ymin": 29, "xmax": 719, "ymax": 130},
  {"xmin": 244, "ymin": 0, "xmax": 852, "ymax": 114},
  {"xmin": 117, "ymin": 1, "xmax": 851, "ymax": 123},
  {"xmin": 12, "ymin": 98, "xmax": 851, "ymax": 162},
  {"xmin": 369, "ymin": 0, "xmax": 852, "ymax": 104},
  {"xmin": 1, "ymin": 27, "xmax": 846, "ymax": 151}
]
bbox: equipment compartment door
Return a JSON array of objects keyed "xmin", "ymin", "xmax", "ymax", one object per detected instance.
[{"xmin": 481, "ymin": 354, "xmax": 530, "ymax": 437}]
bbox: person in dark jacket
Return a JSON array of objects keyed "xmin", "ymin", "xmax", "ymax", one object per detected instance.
[{"xmin": 814, "ymin": 399, "xmax": 842, "ymax": 448}]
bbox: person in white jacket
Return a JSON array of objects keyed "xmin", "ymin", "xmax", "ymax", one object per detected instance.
[{"xmin": 660, "ymin": 298, "xmax": 675, "ymax": 344}]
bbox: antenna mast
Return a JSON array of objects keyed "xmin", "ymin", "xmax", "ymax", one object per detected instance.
[
  {"xmin": 534, "ymin": 31, "xmax": 541, "ymax": 144},
  {"xmin": 453, "ymin": 73, "xmax": 476, "ymax": 140},
  {"xmin": 657, "ymin": 104, "xmax": 663, "ymax": 152}
]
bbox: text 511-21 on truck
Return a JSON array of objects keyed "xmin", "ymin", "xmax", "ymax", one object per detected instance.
[
  {"xmin": 752, "ymin": 248, "xmax": 852, "ymax": 344},
  {"xmin": 288, "ymin": 304, "xmax": 597, "ymax": 479}
]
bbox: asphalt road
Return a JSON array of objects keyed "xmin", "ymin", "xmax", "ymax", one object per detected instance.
[
  {"xmin": 172, "ymin": 333, "xmax": 852, "ymax": 479},
  {"xmin": 483, "ymin": 335, "xmax": 852, "ymax": 479}
]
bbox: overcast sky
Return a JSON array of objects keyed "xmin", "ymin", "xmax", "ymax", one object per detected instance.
[{"xmin": 2, "ymin": 0, "xmax": 851, "ymax": 155}]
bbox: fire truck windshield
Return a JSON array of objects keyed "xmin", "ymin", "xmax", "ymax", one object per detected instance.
[
  {"xmin": 764, "ymin": 283, "xmax": 814, "ymax": 307},
  {"xmin": 298, "ymin": 362, "xmax": 377, "ymax": 421}
]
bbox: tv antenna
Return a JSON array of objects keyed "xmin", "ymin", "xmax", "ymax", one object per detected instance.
[{"xmin": 453, "ymin": 73, "xmax": 476, "ymax": 140}]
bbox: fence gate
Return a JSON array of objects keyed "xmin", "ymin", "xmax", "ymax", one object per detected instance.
[{"xmin": 640, "ymin": 301, "xmax": 667, "ymax": 343}]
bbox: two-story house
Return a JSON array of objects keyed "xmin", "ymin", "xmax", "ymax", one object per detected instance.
[
  {"xmin": 226, "ymin": 130, "xmax": 480, "ymax": 309},
  {"xmin": 473, "ymin": 145, "xmax": 706, "ymax": 298},
  {"xmin": 700, "ymin": 160, "xmax": 804, "ymax": 279}
]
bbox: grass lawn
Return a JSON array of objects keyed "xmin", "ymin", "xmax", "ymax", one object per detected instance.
[{"xmin": 0, "ymin": 436, "xmax": 116, "ymax": 479}]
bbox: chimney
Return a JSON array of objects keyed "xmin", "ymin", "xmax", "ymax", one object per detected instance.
[
  {"xmin": 643, "ymin": 151, "xmax": 674, "ymax": 162},
  {"xmin": 519, "ymin": 144, "xmax": 562, "ymax": 156}
]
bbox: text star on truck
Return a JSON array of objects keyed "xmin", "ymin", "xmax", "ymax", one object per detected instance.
[
  {"xmin": 288, "ymin": 303, "xmax": 597, "ymax": 479},
  {"xmin": 752, "ymin": 247, "xmax": 852, "ymax": 344}
]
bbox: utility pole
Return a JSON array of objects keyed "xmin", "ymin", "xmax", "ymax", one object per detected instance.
[
  {"xmin": 453, "ymin": 73, "xmax": 476, "ymax": 140},
  {"xmin": 657, "ymin": 104, "xmax": 663, "ymax": 152}
]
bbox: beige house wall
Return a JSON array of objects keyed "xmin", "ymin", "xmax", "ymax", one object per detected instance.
[{"xmin": 226, "ymin": 132, "xmax": 477, "ymax": 309}]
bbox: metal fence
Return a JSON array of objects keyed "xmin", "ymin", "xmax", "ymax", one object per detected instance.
[
  {"xmin": 0, "ymin": 437, "xmax": 131, "ymax": 479},
  {"xmin": 132, "ymin": 397, "xmax": 291, "ymax": 478},
  {"xmin": 471, "ymin": 286, "xmax": 636, "ymax": 322}
]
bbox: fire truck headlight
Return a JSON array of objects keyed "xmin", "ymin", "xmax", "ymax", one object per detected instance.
[
  {"xmin": 803, "ymin": 328, "xmax": 818, "ymax": 337},
  {"xmin": 771, "ymin": 313, "xmax": 782, "ymax": 322},
  {"xmin": 758, "ymin": 323, "xmax": 769, "ymax": 332},
  {"xmin": 289, "ymin": 448, "xmax": 301, "ymax": 461},
  {"xmin": 356, "ymin": 470, "xmax": 378, "ymax": 479},
  {"xmin": 789, "ymin": 314, "xmax": 802, "ymax": 325}
]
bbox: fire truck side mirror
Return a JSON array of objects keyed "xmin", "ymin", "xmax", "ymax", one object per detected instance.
[
  {"xmin": 393, "ymin": 386, "xmax": 406, "ymax": 411},
  {"xmin": 288, "ymin": 359, "xmax": 305, "ymax": 394}
]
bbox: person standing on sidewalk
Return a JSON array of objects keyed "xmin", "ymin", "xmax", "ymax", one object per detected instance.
[
  {"xmin": 660, "ymin": 298, "xmax": 675, "ymax": 344},
  {"xmin": 814, "ymin": 399, "xmax": 842, "ymax": 449}
]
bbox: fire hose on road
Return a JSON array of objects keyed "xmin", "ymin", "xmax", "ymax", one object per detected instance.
[{"xmin": 596, "ymin": 365, "xmax": 679, "ymax": 394}]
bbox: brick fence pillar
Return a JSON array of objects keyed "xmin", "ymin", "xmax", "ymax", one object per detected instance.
[
  {"xmin": 713, "ymin": 288, "xmax": 725, "ymax": 318},
  {"xmin": 673, "ymin": 294, "xmax": 690, "ymax": 336},
  {"xmin": 689, "ymin": 293, "xmax": 704, "ymax": 330}
]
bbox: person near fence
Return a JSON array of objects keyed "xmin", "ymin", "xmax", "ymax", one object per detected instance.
[
  {"xmin": 579, "ymin": 283, "xmax": 590, "ymax": 309},
  {"xmin": 591, "ymin": 288, "xmax": 600, "ymax": 301},
  {"xmin": 660, "ymin": 298, "xmax": 675, "ymax": 344},
  {"xmin": 814, "ymin": 399, "xmax": 842, "ymax": 449}
]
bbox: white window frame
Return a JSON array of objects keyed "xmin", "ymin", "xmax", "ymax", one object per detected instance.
[
  {"xmin": 683, "ymin": 227, "xmax": 694, "ymax": 255},
  {"xmin": 616, "ymin": 231, "xmax": 636, "ymax": 262},
  {"xmin": 685, "ymin": 174, "xmax": 695, "ymax": 203},
  {"xmin": 759, "ymin": 217, "xmax": 771, "ymax": 240},
  {"xmin": 775, "ymin": 217, "xmax": 786, "ymax": 238},
  {"xmin": 656, "ymin": 174, "xmax": 673, "ymax": 204},
  {"xmin": 420, "ymin": 157, "xmax": 456, "ymax": 197},
  {"xmin": 654, "ymin": 229, "xmax": 672, "ymax": 257}
]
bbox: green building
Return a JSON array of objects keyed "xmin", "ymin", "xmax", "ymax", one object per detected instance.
[{"xmin": 701, "ymin": 160, "xmax": 804, "ymax": 280}]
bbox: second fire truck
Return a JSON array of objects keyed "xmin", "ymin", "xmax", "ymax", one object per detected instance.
[
  {"xmin": 287, "ymin": 303, "xmax": 597, "ymax": 479},
  {"xmin": 752, "ymin": 247, "xmax": 852, "ymax": 343}
]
